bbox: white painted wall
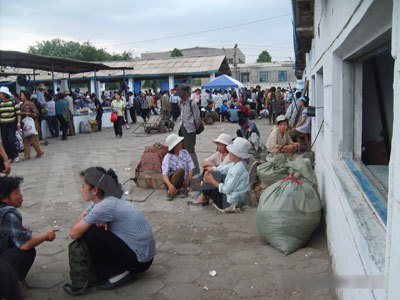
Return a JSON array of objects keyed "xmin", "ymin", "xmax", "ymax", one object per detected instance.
[{"xmin": 304, "ymin": 0, "xmax": 397, "ymax": 299}]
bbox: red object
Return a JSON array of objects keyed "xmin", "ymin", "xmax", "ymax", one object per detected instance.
[{"xmin": 110, "ymin": 111, "xmax": 118, "ymax": 122}]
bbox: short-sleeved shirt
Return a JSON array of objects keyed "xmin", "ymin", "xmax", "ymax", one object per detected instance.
[
  {"xmin": 205, "ymin": 152, "xmax": 231, "ymax": 167},
  {"xmin": 161, "ymin": 149, "xmax": 195, "ymax": 179},
  {"xmin": 266, "ymin": 127, "xmax": 294, "ymax": 152},
  {"xmin": 94, "ymin": 99, "xmax": 103, "ymax": 114},
  {"xmin": 296, "ymin": 108, "xmax": 311, "ymax": 134},
  {"xmin": 84, "ymin": 197, "xmax": 156, "ymax": 263},
  {"xmin": 0, "ymin": 205, "xmax": 32, "ymax": 248},
  {"xmin": 111, "ymin": 100, "xmax": 125, "ymax": 116}
]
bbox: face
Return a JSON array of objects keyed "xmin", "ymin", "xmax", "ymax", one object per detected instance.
[
  {"xmin": 80, "ymin": 179, "xmax": 95, "ymax": 202},
  {"xmin": 180, "ymin": 93, "xmax": 189, "ymax": 101},
  {"xmin": 216, "ymin": 142, "xmax": 228, "ymax": 153},
  {"xmin": 115, "ymin": 94, "xmax": 121, "ymax": 100},
  {"xmin": 173, "ymin": 142, "xmax": 183, "ymax": 153},
  {"xmin": 0, "ymin": 93, "xmax": 7, "ymax": 100},
  {"xmin": 278, "ymin": 121, "xmax": 288, "ymax": 133},
  {"xmin": 20, "ymin": 93, "xmax": 27, "ymax": 101},
  {"xmin": 2, "ymin": 187, "xmax": 23, "ymax": 208},
  {"xmin": 229, "ymin": 152, "xmax": 239, "ymax": 162}
]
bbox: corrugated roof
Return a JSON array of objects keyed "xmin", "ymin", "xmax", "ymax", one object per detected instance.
[{"xmin": 1, "ymin": 55, "xmax": 231, "ymax": 82}]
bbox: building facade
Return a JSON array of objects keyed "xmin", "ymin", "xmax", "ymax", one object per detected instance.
[
  {"xmin": 293, "ymin": 0, "xmax": 399, "ymax": 299},
  {"xmin": 141, "ymin": 46, "xmax": 245, "ymax": 64}
]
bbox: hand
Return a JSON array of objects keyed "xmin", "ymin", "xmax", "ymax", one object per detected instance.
[
  {"xmin": 96, "ymin": 223, "xmax": 109, "ymax": 231},
  {"xmin": 168, "ymin": 184, "xmax": 177, "ymax": 196},
  {"xmin": 183, "ymin": 180, "xmax": 190, "ymax": 188},
  {"xmin": 205, "ymin": 166, "xmax": 214, "ymax": 172},
  {"xmin": 17, "ymin": 122, "xmax": 21, "ymax": 130},
  {"xmin": 3, "ymin": 160, "xmax": 11, "ymax": 175},
  {"xmin": 204, "ymin": 171, "xmax": 218, "ymax": 187},
  {"xmin": 45, "ymin": 229, "xmax": 57, "ymax": 241}
]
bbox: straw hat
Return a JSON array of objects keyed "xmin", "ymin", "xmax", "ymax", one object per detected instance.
[
  {"xmin": 0, "ymin": 86, "xmax": 13, "ymax": 97},
  {"xmin": 227, "ymin": 137, "xmax": 251, "ymax": 159},
  {"xmin": 166, "ymin": 133, "xmax": 184, "ymax": 151},
  {"xmin": 38, "ymin": 83, "xmax": 47, "ymax": 90},
  {"xmin": 213, "ymin": 133, "xmax": 232, "ymax": 146},
  {"xmin": 63, "ymin": 89, "xmax": 70, "ymax": 95}
]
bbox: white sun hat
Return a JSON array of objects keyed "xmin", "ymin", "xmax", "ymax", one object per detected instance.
[
  {"xmin": 166, "ymin": 133, "xmax": 184, "ymax": 151},
  {"xmin": 227, "ymin": 137, "xmax": 251, "ymax": 159},
  {"xmin": 213, "ymin": 133, "xmax": 232, "ymax": 146},
  {"xmin": 0, "ymin": 86, "xmax": 13, "ymax": 98}
]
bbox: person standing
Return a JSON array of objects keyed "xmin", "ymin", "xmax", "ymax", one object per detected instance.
[
  {"xmin": 111, "ymin": 92, "xmax": 126, "ymax": 138},
  {"xmin": 160, "ymin": 90, "xmax": 171, "ymax": 119},
  {"xmin": 140, "ymin": 92, "xmax": 150, "ymax": 123},
  {"xmin": 55, "ymin": 93, "xmax": 70, "ymax": 141},
  {"xmin": 0, "ymin": 87, "xmax": 21, "ymax": 163},
  {"xmin": 127, "ymin": 92, "xmax": 137, "ymax": 124},
  {"xmin": 19, "ymin": 91, "xmax": 44, "ymax": 160},
  {"xmin": 64, "ymin": 90, "xmax": 76, "ymax": 136},
  {"xmin": 176, "ymin": 84, "xmax": 201, "ymax": 175},
  {"xmin": 45, "ymin": 93, "xmax": 59, "ymax": 138},
  {"xmin": 169, "ymin": 88, "xmax": 180, "ymax": 121},
  {"xmin": 91, "ymin": 94, "xmax": 103, "ymax": 131}
]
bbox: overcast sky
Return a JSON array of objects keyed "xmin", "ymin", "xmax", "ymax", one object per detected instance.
[{"xmin": 0, "ymin": 0, "xmax": 294, "ymax": 63}]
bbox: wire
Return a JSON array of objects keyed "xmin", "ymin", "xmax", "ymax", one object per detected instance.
[
  {"xmin": 308, "ymin": 119, "xmax": 324, "ymax": 150},
  {"xmin": 100, "ymin": 13, "xmax": 291, "ymax": 47}
]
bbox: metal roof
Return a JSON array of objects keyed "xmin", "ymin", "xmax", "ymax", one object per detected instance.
[
  {"xmin": 1, "ymin": 55, "xmax": 231, "ymax": 82},
  {"xmin": 0, "ymin": 50, "xmax": 124, "ymax": 74}
]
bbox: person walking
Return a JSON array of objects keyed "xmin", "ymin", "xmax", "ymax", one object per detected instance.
[
  {"xmin": 91, "ymin": 94, "xmax": 103, "ymax": 131},
  {"xmin": 127, "ymin": 92, "xmax": 137, "ymax": 124},
  {"xmin": 0, "ymin": 87, "xmax": 21, "ymax": 162},
  {"xmin": 45, "ymin": 93, "xmax": 59, "ymax": 138},
  {"xmin": 111, "ymin": 92, "xmax": 126, "ymax": 138}
]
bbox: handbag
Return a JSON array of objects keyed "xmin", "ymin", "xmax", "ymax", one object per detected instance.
[
  {"xmin": 110, "ymin": 111, "xmax": 118, "ymax": 123},
  {"xmin": 189, "ymin": 101, "xmax": 204, "ymax": 134},
  {"xmin": 22, "ymin": 117, "xmax": 37, "ymax": 137}
]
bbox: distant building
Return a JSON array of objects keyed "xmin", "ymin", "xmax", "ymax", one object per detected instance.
[
  {"xmin": 141, "ymin": 46, "xmax": 246, "ymax": 64},
  {"xmin": 234, "ymin": 61, "xmax": 296, "ymax": 88}
]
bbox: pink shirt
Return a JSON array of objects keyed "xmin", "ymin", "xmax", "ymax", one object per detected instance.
[{"xmin": 205, "ymin": 152, "xmax": 231, "ymax": 167}]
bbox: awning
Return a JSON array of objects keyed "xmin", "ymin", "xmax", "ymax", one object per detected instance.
[
  {"xmin": 0, "ymin": 50, "xmax": 125, "ymax": 74},
  {"xmin": 201, "ymin": 74, "xmax": 244, "ymax": 89}
]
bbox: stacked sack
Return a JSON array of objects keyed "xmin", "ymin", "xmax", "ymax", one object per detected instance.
[{"xmin": 256, "ymin": 157, "xmax": 321, "ymax": 255}]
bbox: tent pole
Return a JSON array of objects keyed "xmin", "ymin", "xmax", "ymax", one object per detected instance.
[
  {"xmin": 51, "ymin": 62, "xmax": 55, "ymax": 97},
  {"xmin": 33, "ymin": 68, "xmax": 36, "ymax": 91},
  {"xmin": 93, "ymin": 67, "xmax": 98, "ymax": 98},
  {"xmin": 68, "ymin": 73, "xmax": 71, "ymax": 91}
]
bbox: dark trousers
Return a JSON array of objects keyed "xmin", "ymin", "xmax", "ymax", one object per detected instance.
[
  {"xmin": 96, "ymin": 112, "xmax": 103, "ymax": 131},
  {"xmin": 83, "ymin": 227, "xmax": 153, "ymax": 281},
  {"xmin": 179, "ymin": 125, "xmax": 196, "ymax": 153},
  {"xmin": 113, "ymin": 116, "xmax": 123, "ymax": 137},
  {"xmin": 129, "ymin": 107, "xmax": 137, "ymax": 124},
  {"xmin": 0, "ymin": 247, "xmax": 36, "ymax": 281},
  {"xmin": 46, "ymin": 115, "xmax": 59, "ymax": 138},
  {"xmin": 140, "ymin": 109, "xmax": 150, "ymax": 122},
  {"xmin": 202, "ymin": 171, "xmax": 228, "ymax": 209},
  {"xmin": 171, "ymin": 103, "xmax": 180, "ymax": 121},
  {"xmin": 56, "ymin": 115, "xmax": 69, "ymax": 140},
  {"xmin": 0, "ymin": 122, "xmax": 18, "ymax": 160}
]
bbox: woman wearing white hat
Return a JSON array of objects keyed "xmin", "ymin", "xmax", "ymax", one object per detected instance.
[
  {"xmin": 202, "ymin": 137, "xmax": 251, "ymax": 210},
  {"xmin": 161, "ymin": 134, "xmax": 195, "ymax": 200},
  {"xmin": 188, "ymin": 133, "xmax": 232, "ymax": 205}
]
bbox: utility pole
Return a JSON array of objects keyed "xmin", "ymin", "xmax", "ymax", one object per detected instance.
[{"xmin": 233, "ymin": 44, "xmax": 238, "ymax": 79}]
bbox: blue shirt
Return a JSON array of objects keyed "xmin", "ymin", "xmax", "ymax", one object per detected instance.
[
  {"xmin": 219, "ymin": 103, "xmax": 229, "ymax": 113},
  {"xmin": 215, "ymin": 161, "xmax": 249, "ymax": 204},
  {"xmin": 55, "ymin": 99, "xmax": 67, "ymax": 116},
  {"xmin": 0, "ymin": 205, "xmax": 32, "ymax": 248},
  {"xmin": 229, "ymin": 109, "xmax": 239, "ymax": 122},
  {"xmin": 84, "ymin": 197, "xmax": 156, "ymax": 263}
]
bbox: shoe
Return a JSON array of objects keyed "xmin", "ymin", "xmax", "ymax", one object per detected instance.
[
  {"xmin": 187, "ymin": 200, "xmax": 209, "ymax": 206},
  {"xmin": 97, "ymin": 271, "xmax": 133, "ymax": 290},
  {"xmin": 166, "ymin": 194, "xmax": 174, "ymax": 201},
  {"xmin": 212, "ymin": 202, "xmax": 224, "ymax": 213},
  {"xmin": 13, "ymin": 157, "xmax": 20, "ymax": 163},
  {"xmin": 126, "ymin": 125, "xmax": 130, "ymax": 129},
  {"xmin": 23, "ymin": 157, "xmax": 31, "ymax": 161},
  {"xmin": 179, "ymin": 189, "xmax": 189, "ymax": 198},
  {"xmin": 36, "ymin": 151, "xmax": 44, "ymax": 158}
]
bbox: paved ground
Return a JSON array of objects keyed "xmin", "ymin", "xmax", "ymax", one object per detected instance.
[{"xmin": 12, "ymin": 116, "xmax": 337, "ymax": 299}]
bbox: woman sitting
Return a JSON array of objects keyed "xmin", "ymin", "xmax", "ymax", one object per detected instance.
[
  {"xmin": 188, "ymin": 133, "xmax": 232, "ymax": 206},
  {"xmin": 202, "ymin": 137, "xmax": 251, "ymax": 211},
  {"xmin": 0, "ymin": 176, "xmax": 57, "ymax": 283},
  {"xmin": 68, "ymin": 167, "xmax": 156, "ymax": 290},
  {"xmin": 162, "ymin": 133, "xmax": 195, "ymax": 200},
  {"xmin": 266, "ymin": 115, "xmax": 299, "ymax": 154}
]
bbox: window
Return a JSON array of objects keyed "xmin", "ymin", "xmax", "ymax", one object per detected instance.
[
  {"xmin": 278, "ymin": 71, "xmax": 287, "ymax": 82},
  {"xmin": 241, "ymin": 73, "xmax": 249, "ymax": 83},
  {"xmin": 259, "ymin": 71, "xmax": 268, "ymax": 82}
]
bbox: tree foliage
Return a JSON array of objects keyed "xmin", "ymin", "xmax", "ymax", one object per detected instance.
[
  {"xmin": 28, "ymin": 38, "xmax": 132, "ymax": 61},
  {"xmin": 171, "ymin": 48, "xmax": 183, "ymax": 57},
  {"xmin": 256, "ymin": 50, "xmax": 272, "ymax": 63}
]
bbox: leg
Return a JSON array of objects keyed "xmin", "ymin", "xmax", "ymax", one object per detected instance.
[
  {"xmin": 113, "ymin": 119, "xmax": 119, "ymax": 136},
  {"xmin": 0, "ymin": 247, "xmax": 36, "ymax": 281},
  {"xmin": 5, "ymin": 123, "xmax": 18, "ymax": 160},
  {"xmin": 30, "ymin": 135, "xmax": 43, "ymax": 157},
  {"xmin": 23, "ymin": 137, "xmax": 31, "ymax": 159},
  {"xmin": 179, "ymin": 126, "xmax": 196, "ymax": 153},
  {"xmin": 118, "ymin": 116, "xmax": 123, "ymax": 137}
]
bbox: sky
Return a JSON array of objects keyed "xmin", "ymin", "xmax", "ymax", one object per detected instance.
[{"xmin": 0, "ymin": 0, "xmax": 294, "ymax": 63}]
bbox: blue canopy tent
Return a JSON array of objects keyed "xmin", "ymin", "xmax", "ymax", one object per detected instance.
[{"xmin": 201, "ymin": 74, "xmax": 244, "ymax": 90}]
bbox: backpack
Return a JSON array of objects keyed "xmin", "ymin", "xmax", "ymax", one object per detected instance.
[{"xmin": 63, "ymin": 239, "xmax": 97, "ymax": 296}]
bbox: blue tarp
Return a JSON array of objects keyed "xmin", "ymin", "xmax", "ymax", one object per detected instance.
[{"xmin": 201, "ymin": 74, "xmax": 244, "ymax": 89}]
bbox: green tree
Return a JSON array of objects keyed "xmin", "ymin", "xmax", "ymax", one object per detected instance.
[
  {"xmin": 171, "ymin": 48, "xmax": 183, "ymax": 57},
  {"xmin": 256, "ymin": 50, "xmax": 272, "ymax": 63},
  {"xmin": 28, "ymin": 38, "xmax": 132, "ymax": 61}
]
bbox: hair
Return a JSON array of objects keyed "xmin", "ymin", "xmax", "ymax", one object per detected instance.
[
  {"xmin": 80, "ymin": 167, "xmax": 119, "ymax": 197},
  {"xmin": 0, "ymin": 260, "xmax": 23, "ymax": 300},
  {"xmin": 238, "ymin": 117, "xmax": 248, "ymax": 126},
  {"xmin": 0, "ymin": 176, "xmax": 23, "ymax": 200},
  {"xmin": 295, "ymin": 91, "xmax": 302, "ymax": 99},
  {"xmin": 20, "ymin": 90, "xmax": 30, "ymax": 101},
  {"xmin": 270, "ymin": 86, "xmax": 276, "ymax": 93}
]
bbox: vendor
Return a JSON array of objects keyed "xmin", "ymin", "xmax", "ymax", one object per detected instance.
[
  {"xmin": 161, "ymin": 133, "xmax": 195, "ymax": 200},
  {"xmin": 266, "ymin": 115, "xmax": 299, "ymax": 154}
]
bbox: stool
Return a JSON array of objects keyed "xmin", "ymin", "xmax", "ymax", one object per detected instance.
[{"xmin": 296, "ymin": 133, "xmax": 310, "ymax": 152}]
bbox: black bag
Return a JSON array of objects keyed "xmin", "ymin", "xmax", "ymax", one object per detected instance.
[{"xmin": 63, "ymin": 239, "xmax": 97, "ymax": 296}]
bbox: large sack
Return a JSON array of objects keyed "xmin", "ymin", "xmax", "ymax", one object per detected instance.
[
  {"xmin": 79, "ymin": 121, "xmax": 91, "ymax": 134},
  {"xmin": 256, "ymin": 172, "xmax": 321, "ymax": 255},
  {"xmin": 286, "ymin": 157, "xmax": 318, "ymax": 190},
  {"xmin": 134, "ymin": 143, "xmax": 168, "ymax": 189},
  {"xmin": 256, "ymin": 154, "xmax": 288, "ymax": 188}
]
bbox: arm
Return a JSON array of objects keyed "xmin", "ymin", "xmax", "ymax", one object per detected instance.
[
  {"xmin": 19, "ymin": 230, "xmax": 57, "ymax": 251},
  {"xmin": 70, "ymin": 210, "xmax": 91, "ymax": 240},
  {"xmin": 295, "ymin": 116, "xmax": 306, "ymax": 128},
  {"xmin": 0, "ymin": 143, "xmax": 10, "ymax": 174},
  {"xmin": 163, "ymin": 174, "xmax": 177, "ymax": 195}
]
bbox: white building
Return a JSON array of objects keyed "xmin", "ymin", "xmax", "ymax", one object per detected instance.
[{"xmin": 293, "ymin": 0, "xmax": 399, "ymax": 299}]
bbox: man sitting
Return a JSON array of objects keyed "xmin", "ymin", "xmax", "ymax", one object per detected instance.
[
  {"xmin": 290, "ymin": 96, "xmax": 311, "ymax": 141},
  {"xmin": 266, "ymin": 115, "xmax": 299, "ymax": 154}
]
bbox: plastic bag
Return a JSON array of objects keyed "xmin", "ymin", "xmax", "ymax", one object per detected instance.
[
  {"xmin": 22, "ymin": 117, "xmax": 37, "ymax": 137},
  {"xmin": 256, "ymin": 154, "xmax": 288, "ymax": 188}
]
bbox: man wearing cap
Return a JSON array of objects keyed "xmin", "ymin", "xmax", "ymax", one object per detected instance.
[
  {"xmin": 35, "ymin": 83, "xmax": 47, "ymax": 107},
  {"xmin": 175, "ymin": 84, "xmax": 201, "ymax": 174},
  {"xmin": 63, "ymin": 90, "xmax": 75, "ymax": 136},
  {"xmin": 0, "ymin": 87, "xmax": 21, "ymax": 163},
  {"xmin": 290, "ymin": 96, "xmax": 311, "ymax": 141},
  {"xmin": 266, "ymin": 115, "xmax": 298, "ymax": 154}
]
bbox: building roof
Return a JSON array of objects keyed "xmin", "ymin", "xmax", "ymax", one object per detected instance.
[
  {"xmin": 0, "ymin": 55, "xmax": 231, "ymax": 82},
  {"xmin": 0, "ymin": 50, "xmax": 123, "ymax": 74}
]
